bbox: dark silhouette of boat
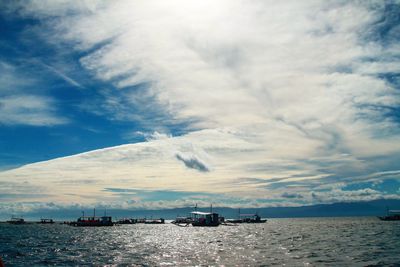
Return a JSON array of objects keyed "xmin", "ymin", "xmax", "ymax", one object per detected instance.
[
  {"xmin": 171, "ymin": 216, "xmax": 193, "ymax": 226},
  {"xmin": 227, "ymin": 209, "xmax": 267, "ymax": 223},
  {"xmin": 191, "ymin": 211, "xmax": 220, "ymax": 227},
  {"xmin": 7, "ymin": 217, "xmax": 25, "ymax": 224},
  {"xmin": 116, "ymin": 218, "xmax": 136, "ymax": 224},
  {"xmin": 37, "ymin": 218, "xmax": 55, "ymax": 224},
  {"xmin": 378, "ymin": 209, "xmax": 400, "ymax": 221},
  {"xmin": 70, "ymin": 209, "xmax": 114, "ymax": 227}
]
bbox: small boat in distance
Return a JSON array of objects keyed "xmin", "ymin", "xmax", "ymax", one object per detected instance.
[
  {"xmin": 7, "ymin": 217, "xmax": 25, "ymax": 224},
  {"xmin": 37, "ymin": 218, "xmax": 55, "ymax": 224},
  {"xmin": 70, "ymin": 209, "xmax": 114, "ymax": 227},
  {"xmin": 227, "ymin": 209, "xmax": 267, "ymax": 223},
  {"xmin": 116, "ymin": 218, "xmax": 136, "ymax": 224},
  {"xmin": 378, "ymin": 209, "xmax": 400, "ymax": 221},
  {"xmin": 171, "ymin": 216, "xmax": 193, "ymax": 226}
]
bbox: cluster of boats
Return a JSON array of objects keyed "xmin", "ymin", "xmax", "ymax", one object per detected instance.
[
  {"xmin": 66, "ymin": 209, "xmax": 165, "ymax": 227},
  {"xmin": 171, "ymin": 207, "xmax": 267, "ymax": 227},
  {"xmin": 4, "ymin": 206, "xmax": 268, "ymax": 227},
  {"xmin": 6, "ymin": 207, "xmax": 399, "ymax": 227}
]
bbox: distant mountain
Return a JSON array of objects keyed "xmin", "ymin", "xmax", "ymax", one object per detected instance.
[{"xmin": 12, "ymin": 199, "xmax": 400, "ymax": 221}]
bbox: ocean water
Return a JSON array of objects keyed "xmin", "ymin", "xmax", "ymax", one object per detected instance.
[{"xmin": 0, "ymin": 217, "xmax": 399, "ymax": 266}]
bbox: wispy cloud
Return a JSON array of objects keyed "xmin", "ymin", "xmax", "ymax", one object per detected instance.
[
  {"xmin": 0, "ymin": 95, "xmax": 68, "ymax": 126},
  {"xmin": 1, "ymin": 1, "xmax": 399, "ymax": 208},
  {"xmin": 0, "ymin": 61, "xmax": 69, "ymax": 126},
  {"xmin": 38, "ymin": 61, "xmax": 85, "ymax": 89}
]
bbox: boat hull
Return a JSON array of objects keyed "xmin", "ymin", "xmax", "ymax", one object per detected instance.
[
  {"xmin": 378, "ymin": 216, "xmax": 400, "ymax": 221},
  {"xmin": 72, "ymin": 222, "xmax": 114, "ymax": 227},
  {"xmin": 191, "ymin": 222, "xmax": 220, "ymax": 227}
]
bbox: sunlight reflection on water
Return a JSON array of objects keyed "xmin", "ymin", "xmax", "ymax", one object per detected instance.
[{"xmin": 1, "ymin": 217, "xmax": 400, "ymax": 266}]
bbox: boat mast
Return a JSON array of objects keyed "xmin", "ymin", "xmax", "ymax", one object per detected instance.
[{"xmin": 94, "ymin": 208, "xmax": 96, "ymax": 218}]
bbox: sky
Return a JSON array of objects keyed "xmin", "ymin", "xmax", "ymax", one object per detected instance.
[{"xmin": 0, "ymin": 0, "xmax": 400, "ymax": 215}]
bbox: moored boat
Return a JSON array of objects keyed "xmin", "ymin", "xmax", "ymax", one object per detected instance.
[
  {"xmin": 70, "ymin": 209, "xmax": 114, "ymax": 227},
  {"xmin": 191, "ymin": 211, "xmax": 220, "ymax": 227},
  {"xmin": 172, "ymin": 205, "xmax": 221, "ymax": 227},
  {"xmin": 7, "ymin": 217, "xmax": 25, "ymax": 225},
  {"xmin": 116, "ymin": 218, "xmax": 136, "ymax": 224},
  {"xmin": 227, "ymin": 210, "xmax": 267, "ymax": 223},
  {"xmin": 37, "ymin": 218, "xmax": 55, "ymax": 224},
  {"xmin": 378, "ymin": 209, "xmax": 400, "ymax": 221},
  {"xmin": 171, "ymin": 216, "xmax": 193, "ymax": 226},
  {"xmin": 71, "ymin": 216, "xmax": 114, "ymax": 227}
]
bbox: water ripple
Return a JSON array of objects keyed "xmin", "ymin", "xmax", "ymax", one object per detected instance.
[{"xmin": 1, "ymin": 218, "xmax": 400, "ymax": 266}]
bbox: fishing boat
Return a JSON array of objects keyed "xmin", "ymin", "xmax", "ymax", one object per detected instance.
[
  {"xmin": 172, "ymin": 205, "xmax": 220, "ymax": 227},
  {"xmin": 7, "ymin": 217, "xmax": 25, "ymax": 224},
  {"xmin": 70, "ymin": 209, "xmax": 114, "ymax": 227},
  {"xmin": 191, "ymin": 211, "xmax": 220, "ymax": 227},
  {"xmin": 116, "ymin": 218, "xmax": 136, "ymax": 224},
  {"xmin": 227, "ymin": 209, "xmax": 267, "ymax": 223},
  {"xmin": 171, "ymin": 216, "xmax": 193, "ymax": 226},
  {"xmin": 37, "ymin": 218, "xmax": 55, "ymax": 224},
  {"xmin": 378, "ymin": 209, "xmax": 400, "ymax": 221}
]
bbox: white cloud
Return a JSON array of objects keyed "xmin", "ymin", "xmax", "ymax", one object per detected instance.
[
  {"xmin": 1, "ymin": 1, "xmax": 399, "ymax": 207},
  {"xmin": 310, "ymin": 188, "xmax": 400, "ymax": 203},
  {"xmin": 0, "ymin": 61, "xmax": 69, "ymax": 126},
  {"xmin": 0, "ymin": 95, "xmax": 68, "ymax": 126},
  {"xmin": 17, "ymin": 0, "xmax": 398, "ymax": 153}
]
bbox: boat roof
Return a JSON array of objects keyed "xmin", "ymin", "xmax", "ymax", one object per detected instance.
[{"xmin": 191, "ymin": 211, "xmax": 213, "ymax": 215}]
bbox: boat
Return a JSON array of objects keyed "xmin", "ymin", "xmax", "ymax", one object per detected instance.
[
  {"xmin": 116, "ymin": 218, "xmax": 136, "ymax": 224},
  {"xmin": 71, "ymin": 216, "xmax": 113, "ymax": 227},
  {"xmin": 70, "ymin": 209, "xmax": 114, "ymax": 227},
  {"xmin": 172, "ymin": 205, "xmax": 220, "ymax": 227},
  {"xmin": 37, "ymin": 218, "xmax": 55, "ymax": 224},
  {"xmin": 227, "ymin": 210, "xmax": 267, "ymax": 223},
  {"xmin": 191, "ymin": 211, "xmax": 220, "ymax": 227},
  {"xmin": 7, "ymin": 217, "xmax": 25, "ymax": 224},
  {"xmin": 171, "ymin": 216, "xmax": 193, "ymax": 226},
  {"xmin": 378, "ymin": 209, "xmax": 400, "ymax": 221}
]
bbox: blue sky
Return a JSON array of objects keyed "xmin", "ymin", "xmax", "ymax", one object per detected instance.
[
  {"xmin": 0, "ymin": 0, "xmax": 400, "ymax": 215},
  {"xmin": 0, "ymin": 9, "xmax": 190, "ymax": 170}
]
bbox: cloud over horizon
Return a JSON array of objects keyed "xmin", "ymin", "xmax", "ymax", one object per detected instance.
[{"xmin": 0, "ymin": 0, "xmax": 399, "ymax": 211}]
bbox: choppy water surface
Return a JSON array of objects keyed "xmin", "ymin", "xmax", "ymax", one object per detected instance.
[{"xmin": 1, "ymin": 217, "xmax": 399, "ymax": 266}]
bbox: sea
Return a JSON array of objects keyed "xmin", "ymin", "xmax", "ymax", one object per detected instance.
[{"xmin": 0, "ymin": 217, "xmax": 399, "ymax": 266}]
